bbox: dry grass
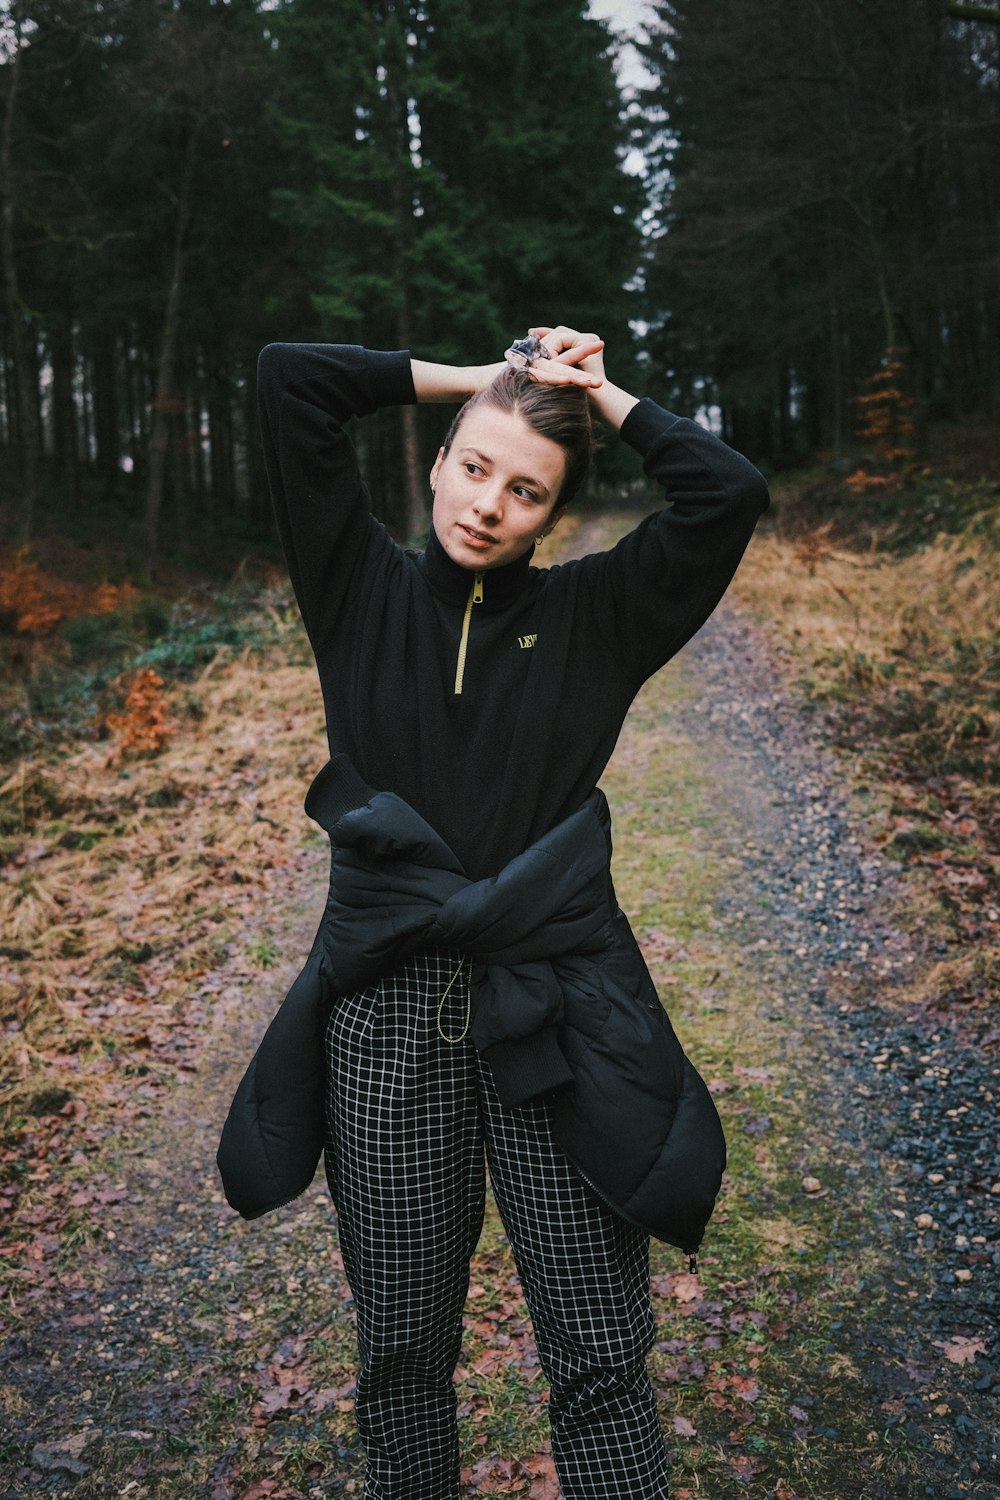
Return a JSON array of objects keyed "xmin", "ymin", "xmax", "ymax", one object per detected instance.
[
  {"xmin": 731, "ymin": 483, "xmax": 999, "ymax": 1034},
  {"xmin": 736, "ymin": 501, "xmax": 998, "ymax": 777},
  {"xmin": 0, "ymin": 622, "xmax": 328, "ymax": 1139}
]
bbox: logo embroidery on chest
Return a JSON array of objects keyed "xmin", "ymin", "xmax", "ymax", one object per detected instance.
[{"xmin": 517, "ymin": 633, "xmax": 538, "ymax": 650}]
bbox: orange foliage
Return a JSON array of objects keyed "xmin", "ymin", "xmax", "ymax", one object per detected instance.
[
  {"xmin": 0, "ymin": 546, "xmax": 138, "ymax": 636},
  {"xmin": 792, "ymin": 521, "xmax": 834, "ymax": 575},
  {"xmin": 104, "ymin": 667, "xmax": 171, "ymax": 763},
  {"xmin": 845, "ymin": 469, "xmax": 898, "ymax": 493},
  {"xmin": 847, "ymin": 349, "xmax": 914, "ymax": 493}
]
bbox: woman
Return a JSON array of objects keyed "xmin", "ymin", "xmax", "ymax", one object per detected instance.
[{"xmin": 218, "ymin": 325, "xmax": 770, "ymax": 1499}]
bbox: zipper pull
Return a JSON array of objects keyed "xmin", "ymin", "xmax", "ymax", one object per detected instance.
[
  {"xmin": 453, "ymin": 573, "xmax": 484, "ymax": 695},
  {"xmin": 687, "ymin": 1254, "xmax": 698, "ymax": 1275}
]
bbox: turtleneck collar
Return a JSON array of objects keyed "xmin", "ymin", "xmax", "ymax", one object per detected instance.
[{"xmin": 419, "ymin": 525, "xmax": 536, "ymax": 612}]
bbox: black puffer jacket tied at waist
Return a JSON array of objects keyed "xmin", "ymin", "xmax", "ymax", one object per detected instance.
[{"xmin": 217, "ymin": 755, "xmax": 727, "ymax": 1258}]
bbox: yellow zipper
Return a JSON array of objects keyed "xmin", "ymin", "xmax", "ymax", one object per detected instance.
[{"xmin": 453, "ymin": 572, "xmax": 483, "ymax": 694}]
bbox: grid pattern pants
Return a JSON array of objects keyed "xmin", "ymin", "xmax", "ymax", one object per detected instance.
[{"xmin": 323, "ymin": 948, "xmax": 671, "ymax": 1500}]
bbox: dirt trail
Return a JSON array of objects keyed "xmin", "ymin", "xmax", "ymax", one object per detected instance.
[
  {"xmin": 1, "ymin": 516, "xmax": 997, "ymax": 1498},
  {"xmin": 658, "ymin": 599, "xmax": 998, "ymax": 1495}
]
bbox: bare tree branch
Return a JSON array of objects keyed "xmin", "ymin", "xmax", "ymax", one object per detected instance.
[{"xmin": 946, "ymin": 2, "xmax": 1000, "ymax": 24}]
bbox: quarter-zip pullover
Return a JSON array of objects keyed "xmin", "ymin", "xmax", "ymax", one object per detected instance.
[{"xmin": 257, "ymin": 342, "xmax": 770, "ymax": 881}]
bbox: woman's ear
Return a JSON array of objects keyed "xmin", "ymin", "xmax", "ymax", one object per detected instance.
[
  {"xmin": 544, "ymin": 505, "xmax": 567, "ymax": 537},
  {"xmin": 429, "ymin": 447, "xmax": 444, "ymax": 494}
]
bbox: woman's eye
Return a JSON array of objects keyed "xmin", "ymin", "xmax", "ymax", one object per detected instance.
[
  {"xmin": 464, "ymin": 462, "xmax": 483, "ymax": 477},
  {"xmin": 515, "ymin": 487, "xmax": 539, "ymax": 502}
]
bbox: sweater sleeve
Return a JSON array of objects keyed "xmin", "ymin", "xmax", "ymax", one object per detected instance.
[
  {"xmin": 256, "ymin": 342, "xmax": 417, "ymax": 653},
  {"xmin": 580, "ymin": 397, "xmax": 770, "ymax": 686}
]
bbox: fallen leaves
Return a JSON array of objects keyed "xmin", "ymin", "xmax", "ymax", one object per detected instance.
[
  {"xmin": 934, "ymin": 1336, "xmax": 988, "ymax": 1365},
  {"xmin": 29, "ymin": 1431, "xmax": 95, "ymax": 1477},
  {"xmin": 669, "ymin": 1271, "xmax": 703, "ymax": 1304},
  {"xmin": 460, "ymin": 1452, "xmax": 558, "ymax": 1497}
]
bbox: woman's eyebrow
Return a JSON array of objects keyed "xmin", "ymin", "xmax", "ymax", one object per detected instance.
[
  {"xmin": 457, "ymin": 445, "xmax": 493, "ymax": 467},
  {"xmin": 458, "ymin": 446, "xmax": 549, "ymax": 496}
]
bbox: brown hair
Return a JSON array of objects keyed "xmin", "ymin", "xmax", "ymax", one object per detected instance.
[{"xmin": 441, "ymin": 366, "xmax": 595, "ymax": 508}]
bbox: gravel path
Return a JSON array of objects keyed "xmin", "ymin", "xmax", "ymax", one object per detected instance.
[
  {"xmin": 1, "ymin": 549, "xmax": 996, "ymax": 1498},
  {"xmin": 669, "ymin": 599, "xmax": 998, "ymax": 1496}
]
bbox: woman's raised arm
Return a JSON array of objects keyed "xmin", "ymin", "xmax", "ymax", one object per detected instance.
[
  {"xmin": 257, "ymin": 342, "xmax": 414, "ymax": 653},
  {"xmin": 523, "ymin": 326, "xmax": 770, "ymax": 685},
  {"xmin": 410, "ymin": 358, "xmax": 503, "ymax": 404}
]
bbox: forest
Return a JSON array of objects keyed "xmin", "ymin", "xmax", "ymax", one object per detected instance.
[
  {"xmin": 2, "ymin": 0, "xmax": 999, "ymax": 568},
  {"xmin": 2, "ymin": 4, "xmax": 1000, "ymax": 1496}
]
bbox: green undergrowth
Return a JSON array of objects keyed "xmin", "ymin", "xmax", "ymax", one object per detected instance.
[
  {"xmin": 0, "ymin": 564, "xmax": 304, "ymax": 767},
  {"xmin": 768, "ymin": 463, "xmax": 999, "ymax": 557}
]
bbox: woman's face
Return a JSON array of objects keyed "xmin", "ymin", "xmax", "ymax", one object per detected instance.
[{"xmin": 430, "ymin": 404, "xmax": 567, "ymax": 571}]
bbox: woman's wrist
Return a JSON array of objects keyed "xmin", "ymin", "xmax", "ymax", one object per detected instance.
[{"xmin": 588, "ymin": 378, "xmax": 640, "ymax": 433}]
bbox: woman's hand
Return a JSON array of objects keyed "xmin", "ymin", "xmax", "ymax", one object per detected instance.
[
  {"xmin": 531, "ymin": 323, "xmax": 640, "ymax": 430},
  {"xmin": 526, "ymin": 325, "xmax": 605, "ymax": 388}
]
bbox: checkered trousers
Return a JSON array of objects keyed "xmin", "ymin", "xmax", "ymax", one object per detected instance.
[{"xmin": 323, "ymin": 948, "xmax": 671, "ymax": 1500}]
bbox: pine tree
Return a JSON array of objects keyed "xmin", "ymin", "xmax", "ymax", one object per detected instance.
[
  {"xmin": 417, "ymin": 0, "xmax": 641, "ymax": 359},
  {"xmin": 635, "ymin": 0, "xmax": 1000, "ymax": 464},
  {"xmin": 264, "ymin": 0, "xmax": 641, "ymax": 534}
]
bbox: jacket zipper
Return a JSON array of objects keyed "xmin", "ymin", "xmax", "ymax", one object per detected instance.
[
  {"xmin": 569, "ymin": 1155, "xmax": 700, "ymax": 1273},
  {"xmin": 453, "ymin": 571, "xmax": 484, "ymax": 694}
]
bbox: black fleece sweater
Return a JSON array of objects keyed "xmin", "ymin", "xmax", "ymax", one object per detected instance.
[{"xmin": 258, "ymin": 343, "xmax": 769, "ymax": 882}]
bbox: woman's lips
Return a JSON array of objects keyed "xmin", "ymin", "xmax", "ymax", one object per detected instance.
[{"xmin": 459, "ymin": 524, "xmax": 497, "ymax": 548}]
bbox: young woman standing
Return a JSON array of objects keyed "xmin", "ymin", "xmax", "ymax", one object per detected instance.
[{"xmin": 219, "ymin": 324, "xmax": 770, "ymax": 1499}]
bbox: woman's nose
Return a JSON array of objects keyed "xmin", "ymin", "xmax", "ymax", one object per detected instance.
[{"xmin": 473, "ymin": 483, "xmax": 504, "ymax": 519}]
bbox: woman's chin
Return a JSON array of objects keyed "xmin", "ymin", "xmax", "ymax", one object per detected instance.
[{"xmin": 448, "ymin": 533, "xmax": 503, "ymax": 568}]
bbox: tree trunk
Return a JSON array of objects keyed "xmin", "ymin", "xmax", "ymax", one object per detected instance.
[
  {"xmin": 123, "ymin": 334, "xmax": 141, "ymax": 489},
  {"xmin": 245, "ymin": 356, "xmax": 267, "ymax": 528},
  {"xmin": 0, "ymin": 338, "xmax": 8, "ymax": 448},
  {"xmin": 0, "ymin": 19, "xmax": 41, "ymax": 542},
  {"xmin": 777, "ymin": 362, "xmax": 792, "ymax": 464},
  {"xmin": 829, "ymin": 285, "xmax": 844, "ymax": 462},
  {"xmin": 385, "ymin": 54, "xmax": 425, "ymax": 540},
  {"xmin": 50, "ymin": 292, "xmax": 78, "ymax": 487},
  {"xmin": 92, "ymin": 330, "xmax": 119, "ymax": 495},
  {"xmin": 144, "ymin": 124, "xmax": 198, "ymax": 581}
]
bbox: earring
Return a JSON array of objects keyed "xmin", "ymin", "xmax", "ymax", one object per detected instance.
[{"xmin": 535, "ymin": 533, "xmax": 546, "ymax": 545}]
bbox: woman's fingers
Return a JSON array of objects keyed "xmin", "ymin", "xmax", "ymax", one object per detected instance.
[
  {"xmin": 557, "ymin": 338, "xmax": 606, "ymax": 367},
  {"xmin": 530, "ymin": 324, "xmax": 602, "ymax": 357},
  {"xmin": 525, "ymin": 325, "xmax": 605, "ymax": 385},
  {"xmin": 528, "ymin": 359, "xmax": 603, "ymax": 388}
]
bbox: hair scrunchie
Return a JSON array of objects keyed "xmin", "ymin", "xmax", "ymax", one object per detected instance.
[{"xmin": 503, "ymin": 333, "xmax": 552, "ymax": 371}]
